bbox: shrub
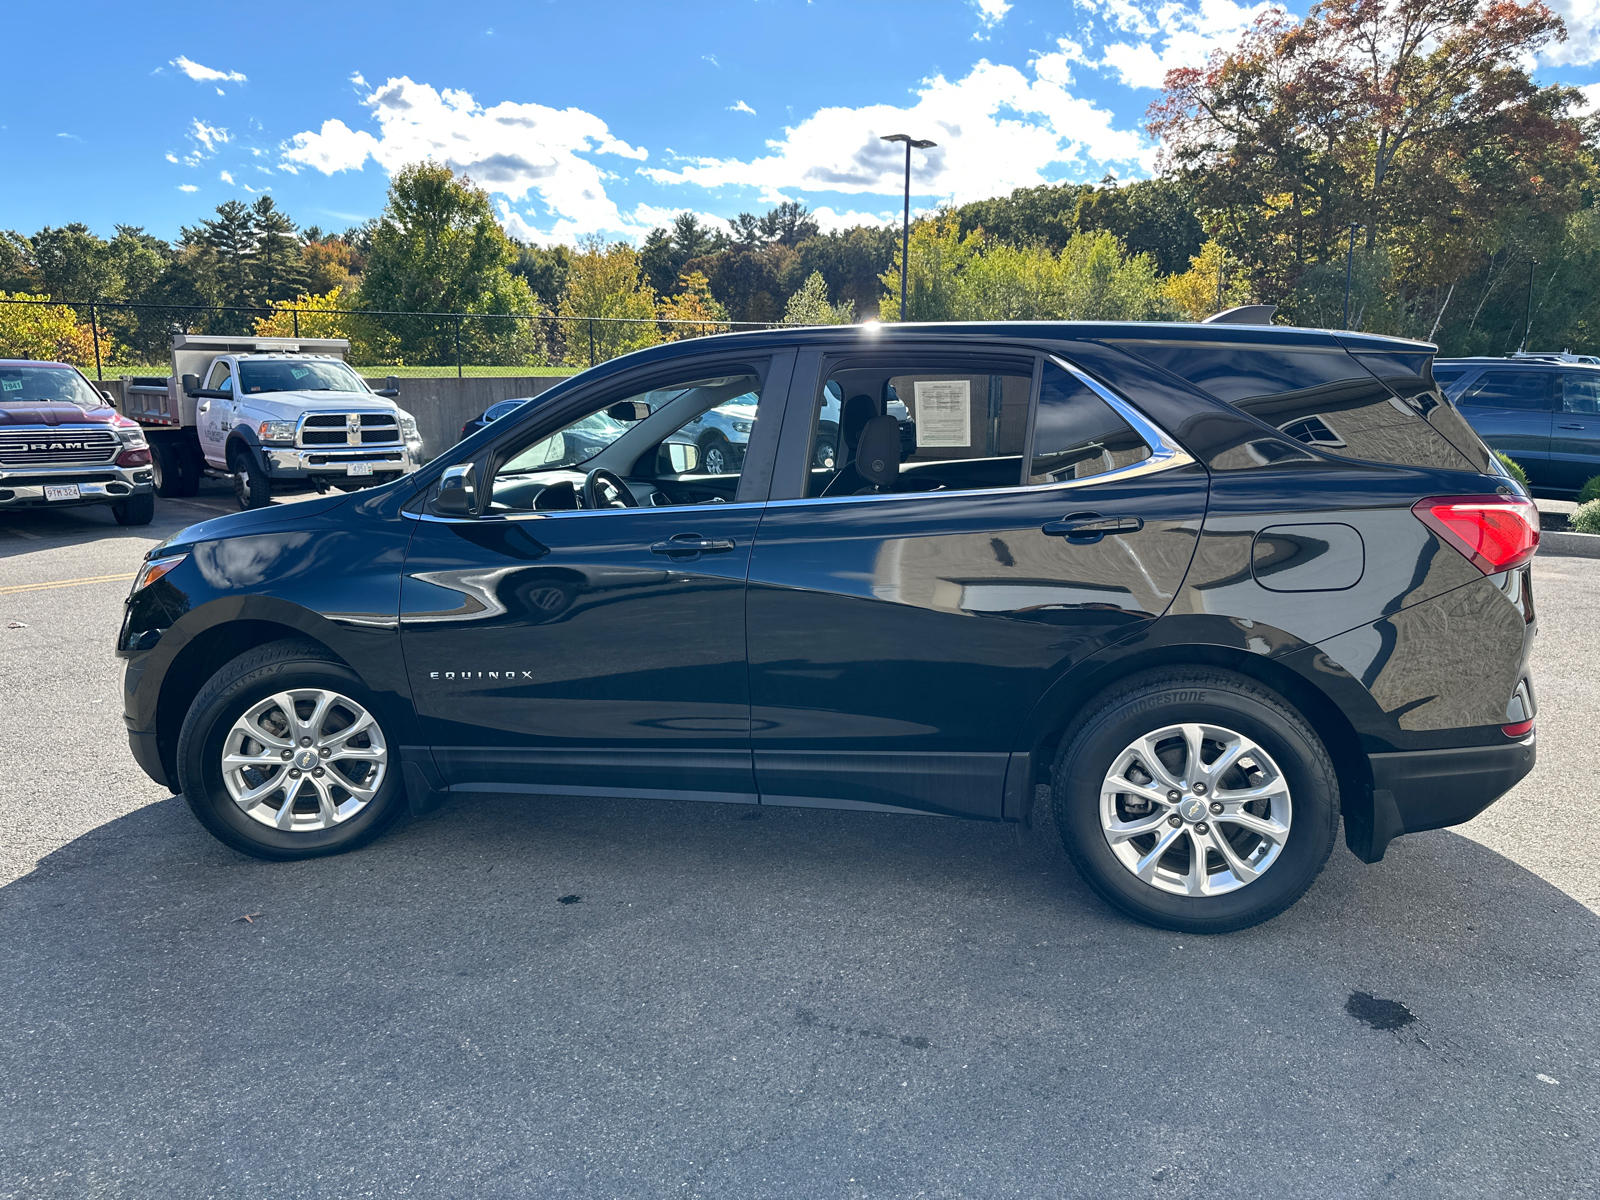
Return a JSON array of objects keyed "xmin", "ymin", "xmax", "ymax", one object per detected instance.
[
  {"xmin": 1571, "ymin": 499, "xmax": 1600, "ymax": 535},
  {"xmin": 1578, "ymin": 475, "xmax": 1600, "ymax": 504},
  {"xmin": 1496, "ymin": 452, "xmax": 1529, "ymax": 490}
]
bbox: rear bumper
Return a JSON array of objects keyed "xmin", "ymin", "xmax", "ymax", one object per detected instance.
[{"xmin": 1348, "ymin": 734, "xmax": 1536, "ymax": 862}]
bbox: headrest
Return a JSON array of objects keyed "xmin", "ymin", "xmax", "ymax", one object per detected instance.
[
  {"xmin": 854, "ymin": 415, "xmax": 900, "ymax": 489},
  {"xmin": 841, "ymin": 394, "xmax": 878, "ymax": 448}
]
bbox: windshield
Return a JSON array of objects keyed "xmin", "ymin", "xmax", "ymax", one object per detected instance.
[
  {"xmin": 238, "ymin": 359, "xmax": 369, "ymax": 395},
  {"xmin": 0, "ymin": 364, "xmax": 106, "ymax": 410}
]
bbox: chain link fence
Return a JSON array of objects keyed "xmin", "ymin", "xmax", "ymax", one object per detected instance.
[{"xmin": 0, "ymin": 296, "xmax": 787, "ymax": 380}]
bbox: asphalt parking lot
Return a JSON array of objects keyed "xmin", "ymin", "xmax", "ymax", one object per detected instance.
[{"xmin": 1, "ymin": 487, "xmax": 1598, "ymax": 1199}]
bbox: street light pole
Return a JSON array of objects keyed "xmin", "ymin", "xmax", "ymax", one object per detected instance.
[
  {"xmin": 1519, "ymin": 260, "xmax": 1539, "ymax": 353},
  {"xmin": 1342, "ymin": 222, "xmax": 1365, "ymax": 330},
  {"xmin": 881, "ymin": 133, "xmax": 937, "ymax": 322}
]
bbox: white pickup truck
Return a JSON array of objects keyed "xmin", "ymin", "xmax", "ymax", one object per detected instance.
[{"xmin": 119, "ymin": 334, "xmax": 423, "ymax": 509}]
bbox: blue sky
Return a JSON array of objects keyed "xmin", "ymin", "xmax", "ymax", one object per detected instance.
[{"xmin": 7, "ymin": 0, "xmax": 1599, "ymax": 245}]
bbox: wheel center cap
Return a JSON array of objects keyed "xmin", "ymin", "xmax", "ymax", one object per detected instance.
[
  {"xmin": 294, "ymin": 749, "xmax": 319, "ymax": 770},
  {"xmin": 1179, "ymin": 796, "xmax": 1209, "ymax": 823}
]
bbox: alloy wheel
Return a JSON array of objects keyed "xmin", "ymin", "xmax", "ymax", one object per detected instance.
[
  {"xmin": 1099, "ymin": 722, "xmax": 1292, "ymax": 897},
  {"xmin": 220, "ymin": 688, "xmax": 388, "ymax": 831}
]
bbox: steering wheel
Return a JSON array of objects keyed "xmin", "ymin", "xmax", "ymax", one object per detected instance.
[{"xmin": 581, "ymin": 467, "xmax": 639, "ymax": 510}]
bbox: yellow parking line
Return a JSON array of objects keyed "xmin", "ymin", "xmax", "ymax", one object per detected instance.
[{"xmin": 0, "ymin": 571, "xmax": 138, "ymax": 596}]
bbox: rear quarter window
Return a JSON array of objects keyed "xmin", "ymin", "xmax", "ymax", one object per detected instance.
[{"xmin": 1113, "ymin": 341, "xmax": 1478, "ymax": 473}]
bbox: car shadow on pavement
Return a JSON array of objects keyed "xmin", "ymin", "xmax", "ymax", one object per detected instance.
[{"xmin": 2, "ymin": 791, "xmax": 1596, "ymax": 1199}]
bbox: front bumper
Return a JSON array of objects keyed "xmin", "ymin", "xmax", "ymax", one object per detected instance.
[
  {"xmin": 0, "ymin": 463, "xmax": 154, "ymax": 507},
  {"xmin": 263, "ymin": 443, "xmax": 420, "ymax": 481},
  {"xmin": 1349, "ymin": 734, "xmax": 1537, "ymax": 862}
]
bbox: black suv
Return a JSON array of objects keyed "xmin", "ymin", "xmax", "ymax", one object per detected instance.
[{"xmin": 119, "ymin": 323, "xmax": 1539, "ymax": 932}]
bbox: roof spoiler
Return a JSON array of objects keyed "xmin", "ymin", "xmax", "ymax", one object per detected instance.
[{"xmin": 1202, "ymin": 304, "xmax": 1278, "ymax": 325}]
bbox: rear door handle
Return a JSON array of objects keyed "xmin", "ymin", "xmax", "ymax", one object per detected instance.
[
  {"xmin": 1042, "ymin": 514, "xmax": 1144, "ymax": 541},
  {"xmin": 1559, "ymin": 423, "xmax": 1585, "ymax": 430},
  {"xmin": 651, "ymin": 534, "xmax": 736, "ymax": 557}
]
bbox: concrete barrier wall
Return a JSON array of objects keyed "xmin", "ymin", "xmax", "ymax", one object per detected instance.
[
  {"xmin": 361, "ymin": 376, "xmax": 569, "ymax": 461},
  {"xmin": 97, "ymin": 375, "xmax": 574, "ymax": 463}
]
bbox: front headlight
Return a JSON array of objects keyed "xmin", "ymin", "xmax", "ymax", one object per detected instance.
[
  {"xmin": 112, "ymin": 420, "xmax": 147, "ymax": 449},
  {"xmin": 730, "ymin": 420, "xmax": 753, "ymax": 434},
  {"xmin": 258, "ymin": 420, "xmax": 297, "ymax": 445},
  {"xmin": 397, "ymin": 411, "xmax": 419, "ymax": 438},
  {"xmin": 130, "ymin": 552, "xmax": 188, "ymax": 595}
]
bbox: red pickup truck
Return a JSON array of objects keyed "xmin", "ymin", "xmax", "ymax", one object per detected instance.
[{"xmin": 0, "ymin": 360, "xmax": 156, "ymax": 525}]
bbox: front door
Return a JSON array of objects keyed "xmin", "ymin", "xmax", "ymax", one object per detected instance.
[
  {"xmin": 746, "ymin": 352, "xmax": 1207, "ymax": 818},
  {"xmin": 400, "ymin": 359, "xmax": 786, "ymax": 802},
  {"xmin": 196, "ymin": 360, "xmax": 236, "ymax": 466}
]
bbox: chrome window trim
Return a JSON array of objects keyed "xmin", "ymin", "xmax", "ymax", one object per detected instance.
[
  {"xmin": 764, "ymin": 355, "xmax": 1193, "ymax": 511},
  {"xmin": 403, "ymin": 498, "xmax": 767, "ymax": 525}
]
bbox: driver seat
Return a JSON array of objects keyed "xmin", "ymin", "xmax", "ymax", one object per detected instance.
[{"xmin": 819, "ymin": 394, "xmax": 881, "ymax": 498}]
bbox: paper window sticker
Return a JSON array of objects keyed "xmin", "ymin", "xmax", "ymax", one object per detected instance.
[
  {"xmin": 914, "ymin": 379, "xmax": 971, "ymax": 447},
  {"xmin": 1, "ymin": 378, "xmax": 22, "ymax": 391},
  {"xmin": 291, "ymin": 367, "xmax": 309, "ymax": 380}
]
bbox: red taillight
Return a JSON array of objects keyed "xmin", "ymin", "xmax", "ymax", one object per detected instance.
[
  {"xmin": 116, "ymin": 446, "xmax": 152, "ymax": 467},
  {"xmin": 1502, "ymin": 719, "xmax": 1534, "ymax": 738},
  {"xmin": 1411, "ymin": 495, "xmax": 1540, "ymax": 575}
]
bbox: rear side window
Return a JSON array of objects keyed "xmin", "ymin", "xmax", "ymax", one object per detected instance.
[
  {"xmin": 1116, "ymin": 340, "xmax": 1476, "ymax": 472},
  {"xmin": 1029, "ymin": 363, "xmax": 1149, "ymax": 484},
  {"xmin": 1457, "ymin": 371, "xmax": 1554, "ymax": 411},
  {"xmin": 1559, "ymin": 374, "xmax": 1599, "ymax": 415}
]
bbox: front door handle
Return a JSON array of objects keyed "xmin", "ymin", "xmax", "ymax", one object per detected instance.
[
  {"xmin": 1042, "ymin": 514, "xmax": 1144, "ymax": 542},
  {"xmin": 1559, "ymin": 423, "xmax": 1585, "ymax": 430},
  {"xmin": 651, "ymin": 533, "xmax": 736, "ymax": 558}
]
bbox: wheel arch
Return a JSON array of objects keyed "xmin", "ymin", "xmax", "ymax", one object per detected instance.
[
  {"xmin": 1016, "ymin": 635, "xmax": 1374, "ymax": 841},
  {"xmin": 150, "ymin": 598, "xmax": 414, "ymax": 789}
]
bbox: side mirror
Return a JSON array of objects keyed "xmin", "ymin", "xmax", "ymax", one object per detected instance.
[
  {"xmin": 608, "ymin": 401, "xmax": 651, "ymax": 422},
  {"xmin": 374, "ymin": 375, "xmax": 400, "ymax": 398},
  {"xmin": 434, "ymin": 462, "xmax": 477, "ymax": 516},
  {"xmin": 181, "ymin": 374, "xmax": 200, "ymax": 396},
  {"xmin": 659, "ymin": 441, "xmax": 700, "ymax": 475}
]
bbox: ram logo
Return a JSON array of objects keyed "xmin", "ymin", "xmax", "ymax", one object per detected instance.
[
  {"xmin": 28, "ymin": 442, "xmax": 89, "ymax": 451},
  {"xmin": 347, "ymin": 413, "xmax": 362, "ymax": 446}
]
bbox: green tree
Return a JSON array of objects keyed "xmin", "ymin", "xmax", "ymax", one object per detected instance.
[
  {"xmin": 557, "ymin": 235, "xmax": 659, "ymax": 363},
  {"xmin": 31, "ymin": 224, "xmax": 117, "ymax": 301},
  {"xmin": 0, "ymin": 291, "xmax": 100, "ymax": 365},
  {"xmin": 182, "ymin": 200, "xmax": 258, "ymax": 310},
  {"xmin": 1162, "ymin": 240, "xmax": 1253, "ymax": 321},
  {"xmin": 0, "ymin": 231, "xmax": 38, "ymax": 293},
  {"xmin": 510, "ymin": 242, "xmax": 573, "ymax": 311},
  {"xmin": 249, "ymin": 196, "xmax": 308, "ymax": 304},
  {"xmin": 658, "ymin": 270, "xmax": 730, "ymax": 340},
  {"xmin": 640, "ymin": 213, "xmax": 728, "ymax": 297},
  {"xmin": 791, "ymin": 225, "xmax": 899, "ymax": 320},
  {"xmin": 782, "ymin": 271, "xmax": 855, "ymax": 325},
  {"xmin": 358, "ymin": 162, "xmax": 541, "ymax": 365}
]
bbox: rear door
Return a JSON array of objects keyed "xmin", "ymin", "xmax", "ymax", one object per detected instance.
[
  {"xmin": 1550, "ymin": 371, "xmax": 1600, "ymax": 492},
  {"xmin": 744, "ymin": 348, "xmax": 1207, "ymax": 819},
  {"xmin": 1454, "ymin": 369, "xmax": 1555, "ymax": 485}
]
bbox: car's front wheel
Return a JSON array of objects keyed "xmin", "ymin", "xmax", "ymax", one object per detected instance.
[
  {"xmin": 1052, "ymin": 669, "xmax": 1338, "ymax": 933},
  {"xmin": 176, "ymin": 640, "xmax": 407, "ymax": 860},
  {"xmin": 230, "ymin": 447, "xmax": 271, "ymax": 510}
]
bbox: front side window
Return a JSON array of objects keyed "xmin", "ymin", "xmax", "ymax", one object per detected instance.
[
  {"xmin": 238, "ymin": 359, "xmax": 368, "ymax": 395},
  {"xmin": 206, "ymin": 362, "xmax": 233, "ymax": 393},
  {"xmin": 488, "ymin": 371, "xmax": 764, "ymax": 512},
  {"xmin": 1458, "ymin": 371, "xmax": 1554, "ymax": 411},
  {"xmin": 0, "ymin": 364, "xmax": 106, "ymax": 410}
]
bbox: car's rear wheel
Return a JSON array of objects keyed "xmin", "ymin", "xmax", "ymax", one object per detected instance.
[
  {"xmin": 150, "ymin": 439, "xmax": 200, "ymax": 497},
  {"xmin": 1052, "ymin": 669, "xmax": 1338, "ymax": 933},
  {"xmin": 700, "ymin": 432, "xmax": 732, "ymax": 475},
  {"xmin": 176, "ymin": 640, "xmax": 406, "ymax": 861}
]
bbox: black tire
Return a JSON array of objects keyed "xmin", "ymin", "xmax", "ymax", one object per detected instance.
[
  {"xmin": 229, "ymin": 446, "xmax": 271, "ymax": 510},
  {"xmin": 1051, "ymin": 669, "xmax": 1338, "ymax": 934},
  {"xmin": 176, "ymin": 639, "xmax": 406, "ymax": 861},
  {"xmin": 179, "ymin": 439, "xmax": 206, "ymax": 487},
  {"xmin": 699, "ymin": 432, "xmax": 732, "ymax": 475},
  {"xmin": 111, "ymin": 492, "xmax": 155, "ymax": 526},
  {"xmin": 149, "ymin": 439, "xmax": 199, "ymax": 497}
]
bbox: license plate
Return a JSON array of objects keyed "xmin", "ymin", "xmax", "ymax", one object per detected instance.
[
  {"xmin": 44, "ymin": 484, "xmax": 80, "ymax": 502},
  {"xmin": 346, "ymin": 462, "xmax": 373, "ymax": 476}
]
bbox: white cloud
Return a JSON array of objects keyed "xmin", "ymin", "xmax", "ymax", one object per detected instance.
[
  {"xmin": 1075, "ymin": 0, "xmax": 1272, "ymax": 90},
  {"xmin": 703, "ymin": 54, "xmax": 720, "ymax": 67},
  {"xmin": 56, "ymin": 132, "xmax": 82, "ymax": 141},
  {"xmin": 283, "ymin": 76, "xmax": 649, "ymax": 241},
  {"xmin": 350, "ymin": 71, "xmax": 367, "ymax": 87},
  {"xmin": 642, "ymin": 58, "xmax": 1146, "ymax": 206},
  {"xmin": 219, "ymin": 169, "xmax": 235, "ymax": 184},
  {"xmin": 729, "ymin": 100, "xmax": 757, "ymax": 115},
  {"xmin": 178, "ymin": 184, "xmax": 199, "ymax": 192},
  {"xmin": 1545, "ymin": 0, "xmax": 1600, "ymax": 65},
  {"xmin": 1576, "ymin": 81, "xmax": 1600, "ymax": 114},
  {"xmin": 170, "ymin": 55, "xmax": 247, "ymax": 84},
  {"xmin": 974, "ymin": 0, "xmax": 1012, "ymax": 26},
  {"xmin": 189, "ymin": 119, "xmax": 230, "ymax": 155},
  {"xmin": 165, "ymin": 152, "xmax": 179, "ymax": 163}
]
